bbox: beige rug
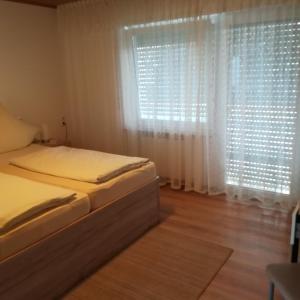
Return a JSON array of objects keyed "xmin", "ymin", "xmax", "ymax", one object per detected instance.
[{"xmin": 65, "ymin": 226, "xmax": 232, "ymax": 300}]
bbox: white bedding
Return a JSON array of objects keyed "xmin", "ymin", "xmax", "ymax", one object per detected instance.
[
  {"xmin": 10, "ymin": 146, "xmax": 149, "ymax": 183},
  {"xmin": 0, "ymin": 172, "xmax": 76, "ymax": 234}
]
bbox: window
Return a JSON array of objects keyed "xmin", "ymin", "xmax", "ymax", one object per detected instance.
[
  {"xmin": 226, "ymin": 21, "xmax": 300, "ymax": 194},
  {"xmin": 120, "ymin": 12, "xmax": 300, "ymax": 199},
  {"xmin": 129, "ymin": 22, "xmax": 207, "ymax": 126}
]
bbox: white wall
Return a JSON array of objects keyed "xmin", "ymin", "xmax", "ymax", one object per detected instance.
[{"xmin": 0, "ymin": 1, "xmax": 64, "ymax": 139}]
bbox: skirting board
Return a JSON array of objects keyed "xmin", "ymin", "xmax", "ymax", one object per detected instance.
[{"xmin": 0, "ymin": 178, "xmax": 160, "ymax": 300}]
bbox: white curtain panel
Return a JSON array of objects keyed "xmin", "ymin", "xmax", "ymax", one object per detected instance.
[
  {"xmin": 58, "ymin": 0, "xmax": 124, "ymax": 154},
  {"xmin": 58, "ymin": 0, "xmax": 300, "ymax": 209}
]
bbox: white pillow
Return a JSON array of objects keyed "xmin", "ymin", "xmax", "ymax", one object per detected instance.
[{"xmin": 0, "ymin": 104, "xmax": 39, "ymax": 153}]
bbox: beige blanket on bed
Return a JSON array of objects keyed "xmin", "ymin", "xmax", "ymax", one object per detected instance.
[
  {"xmin": 10, "ymin": 146, "xmax": 149, "ymax": 183},
  {"xmin": 0, "ymin": 172, "xmax": 76, "ymax": 234}
]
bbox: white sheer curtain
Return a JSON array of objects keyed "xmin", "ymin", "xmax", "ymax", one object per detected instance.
[
  {"xmin": 119, "ymin": 15, "xmax": 226, "ymax": 194},
  {"xmin": 58, "ymin": 0, "xmax": 300, "ymax": 209},
  {"xmin": 219, "ymin": 6, "xmax": 300, "ymax": 209},
  {"xmin": 58, "ymin": 0, "xmax": 123, "ymax": 154}
]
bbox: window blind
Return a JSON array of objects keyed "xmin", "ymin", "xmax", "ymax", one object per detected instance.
[
  {"xmin": 133, "ymin": 29, "xmax": 207, "ymax": 124},
  {"xmin": 226, "ymin": 21, "xmax": 300, "ymax": 194}
]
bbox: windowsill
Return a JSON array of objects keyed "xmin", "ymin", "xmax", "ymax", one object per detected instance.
[{"xmin": 123, "ymin": 128, "xmax": 206, "ymax": 139}]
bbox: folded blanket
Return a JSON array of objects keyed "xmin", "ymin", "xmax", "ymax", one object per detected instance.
[
  {"xmin": 10, "ymin": 146, "xmax": 149, "ymax": 184},
  {"xmin": 0, "ymin": 172, "xmax": 76, "ymax": 234}
]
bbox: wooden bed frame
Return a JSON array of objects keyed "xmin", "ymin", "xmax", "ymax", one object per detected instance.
[{"xmin": 0, "ymin": 178, "xmax": 160, "ymax": 300}]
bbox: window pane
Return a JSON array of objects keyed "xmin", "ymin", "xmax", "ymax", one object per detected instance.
[{"xmin": 133, "ymin": 29, "xmax": 206, "ymax": 125}]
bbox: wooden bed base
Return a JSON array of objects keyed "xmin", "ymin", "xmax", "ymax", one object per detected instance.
[{"xmin": 0, "ymin": 178, "xmax": 160, "ymax": 300}]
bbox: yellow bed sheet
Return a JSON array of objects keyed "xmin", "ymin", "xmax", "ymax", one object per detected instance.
[{"xmin": 0, "ymin": 144, "xmax": 157, "ymax": 211}]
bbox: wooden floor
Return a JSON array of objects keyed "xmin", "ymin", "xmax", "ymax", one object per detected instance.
[
  {"xmin": 159, "ymin": 186, "xmax": 291, "ymax": 300},
  {"xmin": 67, "ymin": 186, "xmax": 291, "ymax": 299}
]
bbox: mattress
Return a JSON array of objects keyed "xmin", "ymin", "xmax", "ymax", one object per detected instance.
[
  {"xmin": 0, "ymin": 192, "xmax": 90, "ymax": 261},
  {"xmin": 0, "ymin": 144, "xmax": 157, "ymax": 211}
]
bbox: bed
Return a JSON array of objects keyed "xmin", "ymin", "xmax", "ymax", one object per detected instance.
[
  {"xmin": 0, "ymin": 144, "xmax": 157, "ymax": 210},
  {"xmin": 0, "ymin": 144, "xmax": 160, "ymax": 300}
]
